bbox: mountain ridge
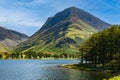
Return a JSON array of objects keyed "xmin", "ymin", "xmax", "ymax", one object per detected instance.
[
  {"xmin": 38, "ymin": 7, "xmax": 111, "ymax": 32},
  {"xmin": 15, "ymin": 7, "xmax": 111, "ymax": 54},
  {"xmin": 0, "ymin": 26, "xmax": 29, "ymax": 52}
]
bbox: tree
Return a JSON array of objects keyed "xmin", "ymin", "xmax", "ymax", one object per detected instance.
[{"xmin": 79, "ymin": 25, "xmax": 120, "ymax": 70}]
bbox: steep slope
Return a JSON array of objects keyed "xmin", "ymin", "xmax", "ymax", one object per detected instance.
[
  {"xmin": 16, "ymin": 7, "xmax": 111, "ymax": 54},
  {"xmin": 0, "ymin": 26, "xmax": 28, "ymax": 52}
]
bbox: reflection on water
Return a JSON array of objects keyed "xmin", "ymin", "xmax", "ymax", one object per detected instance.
[{"xmin": 0, "ymin": 60, "xmax": 112, "ymax": 80}]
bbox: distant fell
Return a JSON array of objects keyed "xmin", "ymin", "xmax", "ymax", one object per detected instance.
[
  {"xmin": 15, "ymin": 7, "xmax": 111, "ymax": 54},
  {"xmin": 0, "ymin": 26, "xmax": 28, "ymax": 52}
]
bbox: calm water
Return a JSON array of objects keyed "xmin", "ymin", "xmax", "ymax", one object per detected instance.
[{"xmin": 0, "ymin": 59, "xmax": 112, "ymax": 80}]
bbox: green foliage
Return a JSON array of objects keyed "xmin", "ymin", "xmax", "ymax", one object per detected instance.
[
  {"xmin": 80, "ymin": 25, "xmax": 120, "ymax": 70},
  {"xmin": 0, "ymin": 54, "xmax": 2, "ymax": 58},
  {"xmin": 8, "ymin": 50, "xmax": 79, "ymax": 59},
  {"xmin": 104, "ymin": 75, "xmax": 120, "ymax": 80}
]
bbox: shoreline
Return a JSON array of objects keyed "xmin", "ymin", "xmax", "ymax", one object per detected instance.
[
  {"xmin": 61, "ymin": 63, "xmax": 118, "ymax": 73},
  {"xmin": 0, "ymin": 58, "xmax": 79, "ymax": 60},
  {"xmin": 60, "ymin": 63, "xmax": 120, "ymax": 80}
]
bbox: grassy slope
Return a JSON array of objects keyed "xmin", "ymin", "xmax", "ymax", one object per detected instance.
[
  {"xmin": 0, "ymin": 43, "xmax": 11, "ymax": 52},
  {"xmin": 19, "ymin": 19, "xmax": 97, "ymax": 54},
  {"xmin": 0, "ymin": 43, "xmax": 11, "ymax": 58}
]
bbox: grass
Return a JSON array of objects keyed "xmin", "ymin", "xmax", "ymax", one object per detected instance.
[
  {"xmin": 66, "ymin": 25, "xmax": 92, "ymax": 40},
  {"xmin": 63, "ymin": 63, "xmax": 118, "ymax": 72},
  {"xmin": 63, "ymin": 63, "xmax": 120, "ymax": 80},
  {"xmin": 104, "ymin": 75, "xmax": 120, "ymax": 80},
  {"xmin": 0, "ymin": 43, "xmax": 11, "ymax": 52}
]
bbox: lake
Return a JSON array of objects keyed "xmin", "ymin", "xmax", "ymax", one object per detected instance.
[{"xmin": 0, "ymin": 59, "xmax": 112, "ymax": 80}]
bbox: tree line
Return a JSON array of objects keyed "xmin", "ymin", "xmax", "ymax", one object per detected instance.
[
  {"xmin": 79, "ymin": 25, "xmax": 120, "ymax": 70},
  {"xmin": 0, "ymin": 50, "xmax": 79, "ymax": 59}
]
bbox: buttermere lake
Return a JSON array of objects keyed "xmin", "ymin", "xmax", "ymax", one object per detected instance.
[{"xmin": 0, "ymin": 59, "xmax": 112, "ymax": 80}]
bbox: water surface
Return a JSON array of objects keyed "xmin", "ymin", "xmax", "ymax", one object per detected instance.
[{"xmin": 0, "ymin": 59, "xmax": 112, "ymax": 80}]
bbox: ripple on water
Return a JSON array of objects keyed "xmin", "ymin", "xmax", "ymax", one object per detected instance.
[{"xmin": 0, "ymin": 60, "xmax": 112, "ymax": 80}]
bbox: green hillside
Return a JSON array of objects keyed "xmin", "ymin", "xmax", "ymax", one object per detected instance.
[
  {"xmin": 0, "ymin": 26, "xmax": 28, "ymax": 54},
  {"xmin": 0, "ymin": 43, "xmax": 11, "ymax": 52},
  {"xmin": 15, "ymin": 7, "xmax": 111, "ymax": 55}
]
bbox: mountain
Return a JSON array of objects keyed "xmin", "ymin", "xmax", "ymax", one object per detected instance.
[
  {"xmin": 15, "ymin": 7, "xmax": 111, "ymax": 54},
  {"xmin": 0, "ymin": 26, "xmax": 28, "ymax": 52}
]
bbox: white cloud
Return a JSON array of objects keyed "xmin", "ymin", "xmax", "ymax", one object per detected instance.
[
  {"xmin": 16, "ymin": 20, "xmax": 44, "ymax": 27},
  {"xmin": 0, "ymin": 7, "xmax": 44, "ymax": 28}
]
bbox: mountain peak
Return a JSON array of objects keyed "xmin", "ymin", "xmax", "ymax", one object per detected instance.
[
  {"xmin": 54, "ymin": 6, "xmax": 84, "ymax": 18},
  {"xmin": 16, "ymin": 7, "xmax": 111, "ymax": 54},
  {"xmin": 63, "ymin": 7, "xmax": 82, "ymax": 12},
  {"xmin": 62, "ymin": 7, "xmax": 92, "ymax": 17},
  {"xmin": 64, "ymin": 6, "xmax": 79, "ymax": 10}
]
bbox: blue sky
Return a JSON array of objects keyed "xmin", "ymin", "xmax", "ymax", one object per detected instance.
[{"xmin": 0, "ymin": 0, "xmax": 120, "ymax": 36}]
